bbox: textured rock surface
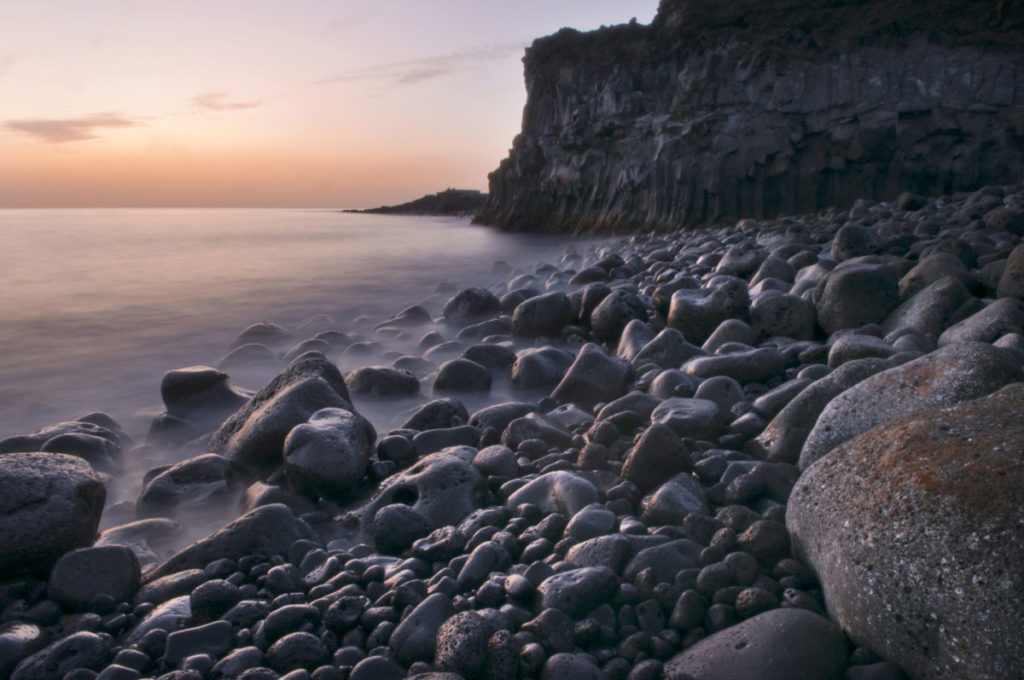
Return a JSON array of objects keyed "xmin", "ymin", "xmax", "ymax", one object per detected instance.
[
  {"xmin": 476, "ymin": 0, "xmax": 1024, "ymax": 232},
  {"xmin": 788, "ymin": 384, "xmax": 1024, "ymax": 680}
]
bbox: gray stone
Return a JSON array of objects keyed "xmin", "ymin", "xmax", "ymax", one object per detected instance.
[
  {"xmin": 0, "ymin": 623, "xmax": 47, "ymax": 679},
  {"xmin": 283, "ymin": 407, "xmax": 374, "ymax": 499},
  {"xmin": 996, "ymin": 242, "xmax": 1024, "ymax": 298},
  {"xmin": 826, "ymin": 334, "xmax": 895, "ymax": 368},
  {"xmin": 551, "ymin": 343, "xmax": 632, "ymax": 410},
  {"xmin": 537, "ymin": 567, "xmax": 618, "ymax": 618},
  {"xmin": 159, "ymin": 366, "xmax": 250, "ymax": 431},
  {"xmin": 565, "ymin": 534, "xmax": 633, "ymax": 572},
  {"xmin": 443, "ymin": 288, "xmax": 502, "ymax": 325},
  {"xmin": 510, "ymin": 346, "xmax": 575, "ymax": 389},
  {"xmin": 623, "ymin": 539, "xmax": 703, "ymax": 584},
  {"xmin": 667, "ymin": 278, "xmax": 750, "ymax": 345},
  {"xmin": 640, "ymin": 474, "xmax": 708, "ymax": 525},
  {"xmin": 564, "ymin": 504, "xmax": 616, "ymax": 542},
  {"xmin": 48, "ymin": 546, "xmax": 140, "ymax": 610},
  {"xmin": 692, "ymin": 375, "xmax": 745, "ymax": 414},
  {"xmin": 750, "ymin": 293, "xmax": 817, "ymax": 341},
  {"xmin": 346, "ymin": 366, "xmax": 420, "ymax": 398},
  {"xmin": 621, "ymin": 423, "xmax": 690, "ymax": 493},
  {"xmin": 435, "ymin": 610, "xmax": 505, "ymax": 677},
  {"xmin": 684, "ymin": 347, "xmax": 787, "ymax": 385},
  {"xmin": 472, "ymin": 445, "xmax": 516, "ymax": 478},
  {"xmin": 389, "ymin": 593, "xmax": 454, "ymax": 666},
  {"xmin": 813, "ymin": 262, "xmax": 900, "ymax": 334},
  {"xmin": 541, "ymin": 653, "xmax": 607, "ymax": 680},
  {"xmin": 434, "ymin": 359, "xmax": 492, "ymax": 393},
  {"xmin": 164, "ymin": 621, "xmax": 234, "ymax": 665},
  {"xmin": 513, "ymin": 291, "xmax": 575, "ymax": 337},
  {"xmin": 898, "ymin": 252, "xmax": 973, "ymax": 299},
  {"xmin": 209, "ymin": 352, "xmax": 351, "ymax": 472},
  {"xmin": 789, "ymin": 384, "xmax": 1024, "ymax": 680},
  {"xmin": 137, "ymin": 454, "xmax": 245, "ymax": 518},
  {"xmin": 505, "ymin": 471, "xmax": 598, "ymax": 518},
  {"xmin": 11, "ymin": 632, "xmax": 110, "ymax": 680},
  {"xmin": 590, "ymin": 288, "xmax": 649, "ymax": 344},
  {"xmin": 663, "ymin": 608, "xmax": 848, "ymax": 680},
  {"xmin": 938, "ymin": 296, "xmax": 1024, "ymax": 346},
  {"xmin": 145, "ymin": 504, "xmax": 320, "ymax": 581},
  {"xmin": 799, "ymin": 342, "xmax": 1023, "ymax": 468},
  {"xmin": 0, "ymin": 452, "xmax": 105, "ymax": 576},
  {"xmin": 402, "ymin": 399, "xmax": 469, "ymax": 431},
  {"xmin": 371, "ymin": 504, "xmax": 433, "ymax": 555},
  {"xmin": 881, "ymin": 275, "xmax": 973, "ymax": 341},
  {"xmin": 501, "ymin": 412, "xmax": 573, "ymax": 450},
  {"xmin": 650, "ymin": 398, "xmax": 723, "ymax": 439},
  {"xmin": 265, "ymin": 632, "xmax": 328, "ymax": 673},
  {"xmin": 632, "ymin": 327, "xmax": 703, "ymax": 368}
]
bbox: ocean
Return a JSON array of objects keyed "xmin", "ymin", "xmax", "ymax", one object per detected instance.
[{"xmin": 0, "ymin": 209, "xmax": 596, "ymax": 443}]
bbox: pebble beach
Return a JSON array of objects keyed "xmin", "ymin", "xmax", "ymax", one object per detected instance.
[{"xmin": 2, "ymin": 183, "xmax": 1023, "ymax": 680}]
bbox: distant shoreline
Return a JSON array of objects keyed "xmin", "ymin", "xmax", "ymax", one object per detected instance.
[{"xmin": 345, "ymin": 188, "xmax": 488, "ymax": 217}]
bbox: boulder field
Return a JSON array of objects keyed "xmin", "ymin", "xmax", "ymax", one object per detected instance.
[{"xmin": 1, "ymin": 183, "xmax": 1023, "ymax": 679}]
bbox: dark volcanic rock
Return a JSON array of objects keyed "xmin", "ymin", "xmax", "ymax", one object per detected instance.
[
  {"xmin": 789, "ymin": 384, "xmax": 1024, "ymax": 680},
  {"xmin": 476, "ymin": 0, "xmax": 1024, "ymax": 232},
  {"xmin": 0, "ymin": 452, "xmax": 106, "ymax": 576}
]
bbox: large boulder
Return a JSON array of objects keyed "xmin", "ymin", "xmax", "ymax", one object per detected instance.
[
  {"xmin": 663, "ymin": 608, "xmax": 849, "ymax": 680},
  {"xmin": 283, "ymin": 407, "xmax": 375, "ymax": 499},
  {"xmin": 550, "ymin": 343, "xmax": 632, "ymax": 410},
  {"xmin": 208, "ymin": 352, "xmax": 352, "ymax": 472},
  {"xmin": 667, "ymin": 277, "xmax": 750, "ymax": 345},
  {"xmin": 813, "ymin": 262, "xmax": 900, "ymax": 334},
  {"xmin": 0, "ymin": 453, "xmax": 106, "ymax": 576},
  {"xmin": 788, "ymin": 384, "xmax": 1024, "ymax": 680},
  {"xmin": 136, "ymin": 453, "xmax": 246, "ymax": 518},
  {"xmin": 145, "ymin": 503, "xmax": 320, "ymax": 581},
  {"xmin": 799, "ymin": 342, "xmax": 1023, "ymax": 469},
  {"xmin": 158, "ymin": 366, "xmax": 251, "ymax": 431}
]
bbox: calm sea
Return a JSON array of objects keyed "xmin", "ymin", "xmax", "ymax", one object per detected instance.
[{"xmin": 0, "ymin": 209, "xmax": 594, "ymax": 441}]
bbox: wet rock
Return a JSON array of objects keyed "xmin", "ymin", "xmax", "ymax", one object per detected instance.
[
  {"xmin": 48, "ymin": 546, "xmax": 140, "ymax": 611},
  {"xmin": 938, "ymin": 296, "xmax": 1024, "ymax": 346},
  {"xmin": 996, "ymin": 242, "xmax": 1024, "ymax": 298},
  {"xmin": 510, "ymin": 346, "xmax": 575, "ymax": 389},
  {"xmin": 663, "ymin": 608, "xmax": 848, "ymax": 680},
  {"xmin": 145, "ymin": 504, "xmax": 320, "ymax": 581},
  {"xmin": 371, "ymin": 504, "xmax": 433, "ymax": 555},
  {"xmin": 542, "ymin": 653, "xmax": 607, "ymax": 680},
  {"xmin": 402, "ymin": 398, "xmax": 469, "ymax": 431},
  {"xmin": 283, "ymin": 407, "xmax": 375, "ymax": 499},
  {"xmin": 513, "ymin": 291, "xmax": 575, "ymax": 338},
  {"xmin": 750, "ymin": 293, "xmax": 816, "ymax": 341},
  {"xmin": 813, "ymin": 262, "xmax": 900, "ymax": 334},
  {"xmin": 164, "ymin": 621, "xmax": 234, "ymax": 666},
  {"xmin": 621, "ymin": 423, "xmax": 690, "ymax": 493},
  {"xmin": 11, "ymin": 632, "xmax": 110, "ymax": 680},
  {"xmin": 346, "ymin": 366, "xmax": 420, "ymax": 398},
  {"xmin": 649, "ymin": 398, "xmax": 723, "ymax": 439},
  {"xmin": 565, "ymin": 534, "xmax": 633, "ymax": 572},
  {"xmin": 667, "ymin": 278, "xmax": 750, "ymax": 345},
  {"xmin": 443, "ymin": 288, "xmax": 502, "ymax": 326},
  {"xmin": 461, "ymin": 343, "xmax": 518, "ymax": 372},
  {"xmin": 230, "ymin": 322, "xmax": 293, "ymax": 349},
  {"xmin": 209, "ymin": 352, "xmax": 352, "ymax": 472},
  {"xmin": 0, "ymin": 452, "xmax": 106, "ymax": 576},
  {"xmin": 137, "ymin": 454, "xmax": 245, "ymax": 518},
  {"xmin": 413, "ymin": 425, "xmax": 480, "ymax": 456},
  {"xmin": 590, "ymin": 288, "xmax": 649, "ymax": 344},
  {"xmin": 826, "ymin": 335, "xmax": 895, "ymax": 368},
  {"xmin": 789, "ymin": 384, "xmax": 1024, "ymax": 680},
  {"xmin": 623, "ymin": 539, "xmax": 703, "ymax": 585},
  {"xmin": 159, "ymin": 366, "xmax": 250, "ymax": 432},
  {"xmin": 505, "ymin": 471, "xmax": 598, "ymax": 518},
  {"xmin": 501, "ymin": 413, "xmax": 573, "ymax": 450},
  {"xmin": 434, "ymin": 359, "xmax": 492, "ymax": 393},
  {"xmin": 472, "ymin": 445, "xmax": 516, "ymax": 478},
  {"xmin": 831, "ymin": 223, "xmax": 881, "ymax": 261},
  {"xmin": 0, "ymin": 623, "xmax": 47, "ymax": 680},
  {"xmin": 389, "ymin": 593, "xmax": 454, "ymax": 666},
  {"xmin": 897, "ymin": 252, "xmax": 973, "ymax": 299},
  {"xmin": 799, "ymin": 342, "xmax": 1023, "ymax": 468},
  {"xmin": 538, "ymin": 567, "xmax": 618, "ymax": 618},
  {"xmin": 683, "ymin": 347, "xmax": 787, "ymax": 385},
  {"xmin": 632, "ymin": 327, "xmax": 703, "ymax": 369},
  {"xmin": 640, "ymin": 474, "xmax": 708, "ymax": 525},
  {"xmin": 357, "ymin": 447, "xmax": 484, "ymax": 533},
  {"xmin": 551, "ymin": 344, "xmax": 632, "ymax": 410},
  {"xmin": 880, "ymin": 275, "xmax": 972, "ymax": 341}
]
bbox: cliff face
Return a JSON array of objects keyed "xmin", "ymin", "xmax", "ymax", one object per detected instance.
[{"xmin": 475, "ymin": 0, "xmax": 1024, "ymax": 232}]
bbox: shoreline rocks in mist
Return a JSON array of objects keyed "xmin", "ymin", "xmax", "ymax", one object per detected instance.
[{"xmin": 1, "ymin": 181, "xmax": 1024, "ymax": 679}]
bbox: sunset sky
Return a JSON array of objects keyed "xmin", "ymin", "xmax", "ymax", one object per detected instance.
[{"xmin": 0, "ymin": 1, "xmax": 660, "ymax": 209}]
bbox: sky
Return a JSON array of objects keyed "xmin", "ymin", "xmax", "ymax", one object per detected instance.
[{"xmin": 0, "ymin": 1, "xmax": 661, "ymax": 209}]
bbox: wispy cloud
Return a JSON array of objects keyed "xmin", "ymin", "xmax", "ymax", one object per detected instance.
[
  {"xmin": 320, "ymin": 42, "xmax": 524, "ymax": 87},
  {"xmin": 4, "ymin": 112, "xmax": 141, "ymax": 143},
  {"xmin": 190, "ymin": 91, "xmax": 263, "ymax": 112}
]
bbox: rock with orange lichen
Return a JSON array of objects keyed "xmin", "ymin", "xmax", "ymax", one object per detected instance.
[{"xmin": 788, "ymin": 383, "xmax": 1024, "ymax": 680}]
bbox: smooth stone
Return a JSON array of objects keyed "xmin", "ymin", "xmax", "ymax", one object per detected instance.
[
  {"xmin": 750, "ymin": 293, "xmax": 816, "ymax": 341},
  {"xmin": 667, "ymin": 277, "xmax": 750, "ymax": 345},
  {"xmin": 623, "ymin": 539, "xmax": 703, "ymax": 585},
  {"xmin": 537, "ymin": 566, "xmax": 618, "ymax": 618},
  {"xmin": 789, "ymin": 384, "xmax": 1024, "ymax": 680},
  {"xmin": 388, "ymin": 593, "xmax": 454, "ymax": 666},
  {"xmin": 472, "ymin": 445, "xmax": 516, "ymax": 478},
  {"xmin": 799, "ymin": 342, "xmax": 1023, "ymax": 469},
  {"xmin": 434, "ymin": 359, "xmax": 492, "ymax": 393},
  {"xmin": 0, "ymin": 452, "xmax": 106, "ymax": 576},
  {"xmin": 372, "ymin": 504, "xmax": 433, "ymax": 555},
  {"xmin": 663, "ymin": 608, "xmax": 848, "ymax": 680},
  {"xmin": 640, "ymin": 474, "xmax": 709, "ymax": 525},
  {"xmin": 413, "ymin": 425, "xmax": 480, "ymax": 456},
  {"xmin": 135, "ymin": 569, "xmax": 206, "ymax": 608},
  {"xmin": 0, "ymin": 623, "xmax": 47, "ymax": 679},
  {"xmin": 505, "ymin": 471, "xmax": 598, "ymax": 518},
  {"xmin": 632, "ymin": 327, "xmax": 703, "ymax": 369},
  {"xmin": 881, "ymin": 275, "xmax": 972, "ymax": 341},
  {"xmin": 159, "ymin": 366, "xmax": 250, "ymax": 431},
  {"xmin": 460, "ymin": 343, "xmax": 518, "ymax": 372},
  {"xmin": 48, "ymin": 546, "xmax": 140, "ymax": 611},
  {"xmin": 649, "ymin": 398, "xmax": 723, "ymax": 439},
  {"xmin": 551, "ymin": 343, "xmax": 632, "ymax": 410},
  {"xmin": 621, "ymin": 423, "xmax": 691, "ymax": 493},
  {"xmin": 616, "ymin": 319, "xmax": 655, "ymax": 362},
  {"xmin": 565, "ymin": 534, "xmax": 634, "ymax": 572},
  {"xmin": 564, "ymin": 504, "xmax": 616, "ymax": 542},
  {"xmin": 209, "ymin": 352, "xmax": 352, "ymax": 472},
  {"xmin": 826, "ymin": 335, "xmax": 895, "ymax": 368},
  {"xmin": 996, "ymin": 241, "xmax": 1024, "ymax": 298},
  {"xmin": 898, "ymin": 252, "xmax": 973, "ymax": 299},
  {"xmin": 510, "ymin": 346, "xmax": 575, "ymax": 389},
  {"xmin": 402, "ymin": 399, "xmax": 469, "ymax": 431},
  {"xmin": 136, "ymin": 454, "xmax": 245, "ymax": 518},
  {"xmin": 218, "ymin": 343, "xmax": 277, "ymax": 370},
  {"xmin": 813, "ymin": 262, "xmax": 900, "ymax": 334},
  {"xmin": 265, "ymin": 632, "xmax": 328, "ymax": 673},
  {"xmin": 211, "ymin": 647, "xmax": 265, "ymax": 680},
  {"xmin": 442, "ymin": 288, "xmax": 502, "ymax": 325},
  {"xmin": 283, "ymin": 407, "xmax": 375, "ymax": 499},
  {"xmin": 38, "ymin": 431, "xmax": 120, "ymax": 473},
  {"xmin": 145, "ymin": 504, "xmax": 320, "ymax": 582},
  {"xmin": 164, "ymin": 621, "xmax": 234, "ymax": 665},
  {"xmin": 513, "ymin": 291, "xmax": 575, "ymax": 337},
  {"xmin": 349, "ymin": 656, "xmax": 405, "ymax": 680},
  {"xmin": 649, "ymin": 369, "xmax": 698, "ymax": 399},
  {"xmin": 831, "ymin": 223, "xmax": 881, "ymax": 262},
  {"xmin": 189, "ymin": 579, "xmax": 241, "ymax": 622},
  {"xmin": 123, "ymin": 595, "xmax": 191, "ymax": 644},
  {"xmin": 230, "ymin": 322, "xmax": 293, "ymax": 349},
  {"xmin": 590, "ymin": 288, "xmax": 649, "ymax": 344},
  {"xmin": 501, "ymin": 413, "xmax": 573, "ymax": 450},
  {"xmin": 346, "ymin": 366, "xmax": 420, "ymax": 398},
  {"xmin": 468, "ymin": 402, "xmax": 540, "ymax": 435},
  {"xmin": 11, "ymin": 632, "xmax": 110, "ymax": 680},
  {"xmin": 937, "ymin": 296, "xmax": 1024, "ymax": 346},
  {"xmin": 541, "ymin": 652, "xmax": 607, "ymax": 680}
]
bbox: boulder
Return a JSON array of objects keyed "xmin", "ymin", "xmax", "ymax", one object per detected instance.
[
  {"xmin": 136, "ymin": 454, "xmax": 246, "ymax": 518},
  {"xmin": 788, "ymin": 384, "xmax": 1024, "ymax": 680},
  {"xmin": 667, "ymin": 278, "xmax": 750, "ymax": 345},
  {"xmin": 937, "ymin": 296, "xmax": 1024, "ymax": 346},
  {"xmin": 621, "ymin": 422, "xmax": 691, "ymax": 493},
  {"xmin": 799, "ymin": 342, "xmax": 1023, "ymax": 469},
  {"xmin": 663, "ymin": 608, "xmax": 848, "ymax": 680},
  {"xmin": 813, "ymin": 262, "xmax": 900, "ymax": 334},
  {"xmin": 750, "ymin": 293, "xmax": 817, "ymax": 341},
  {"xmin": 0, "ymin": 453, "xmax": 106, "ymax": 576},
  {"xmin": 159, "ymin": 366, "xmax": 250, "ymax": 431},
  {"xmin": 47, "ymin": 545, "xmax": 141, "ymax": 610},
  {"xmin": 401, "ymin": 398, "xmax": 469, "ymax": 431},
  {"xmin": 433, "ymin": 359, "xmax": 492, "ymax": 393},
  {"xmin": 550, "ymin": 343, "xmax": 632, "ymax": 410},
  {"xmin": 513, "ymin": 291, "xmax": 575, "ymax": 337},
  {"xmin": 510, "ymin": 346, "xmax": 575, "ymax": 389},
  {"xmin": 145, "ymin": 503, "xmax": 320, "ymax": 582},
  {"xmin": 442, "ymin": 287, "xmax": 502, "ymax": 325},
  {"xmin": 589, "ymin": 288, "xmax": 649, "ymax": 344},
  {"xmin": 283, "ymin": 407, "xmax": 375, "ymax": 499},
  {"xmin": 208, "ymin": 352, "xmax": 351, "ymax": 472},
  {"xmin": 346, "ymin": 366, "xmax": 420, "ymax": 398},
  {"xmin": 505, "ymin": 471, "xmax": 598, "ymax": 518}
]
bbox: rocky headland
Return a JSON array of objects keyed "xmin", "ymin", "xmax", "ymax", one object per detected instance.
[
  {"xmin": 2, "ymin": 182, "xmax": 1024, "ymax": 679},
  {"xmin": 475, "ymin": 0, "xmax": 1024, "ymax": 232},
  {"xmin": 350, "ymin": 190, "xmax": 488, "ymax": 218}
]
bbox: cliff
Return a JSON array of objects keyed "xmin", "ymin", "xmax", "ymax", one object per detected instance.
[{"xmin": 475, "ymin": 0, "xmax": 1024, "ymax": 233}]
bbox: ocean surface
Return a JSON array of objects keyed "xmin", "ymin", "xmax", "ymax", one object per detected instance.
[{"xmin": 0, "ymin": 209, "xmax": 597, "ymax": 444}]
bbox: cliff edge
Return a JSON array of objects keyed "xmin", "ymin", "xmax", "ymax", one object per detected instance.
[{"xmin": 475, "ymin": 0, "xmax": 1024, "ymax": 232}]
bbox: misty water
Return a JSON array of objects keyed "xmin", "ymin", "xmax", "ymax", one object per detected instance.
[{"xmin": 0, "ymin": 209, "xmax": 606, "ymax": 532}]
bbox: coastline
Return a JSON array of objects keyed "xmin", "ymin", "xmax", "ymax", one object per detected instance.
[{"xmin": 1, "ymin": 183, "xmax": 1022, "ymax": 677}]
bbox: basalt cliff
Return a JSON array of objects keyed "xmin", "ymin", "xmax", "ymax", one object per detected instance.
[{"xmin": 475, "ymin": 0, "xmax": 1024, "ymax": 233}]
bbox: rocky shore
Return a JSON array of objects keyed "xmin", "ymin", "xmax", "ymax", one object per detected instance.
[{"xmin": 2, "ymin": 183, "xmax": 1024, "ymax": 680}]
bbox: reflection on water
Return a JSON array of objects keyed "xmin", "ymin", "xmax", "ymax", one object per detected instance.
[{"xmin": 0, "ymin": 209, "xmax": 593, "ymax": 439}]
